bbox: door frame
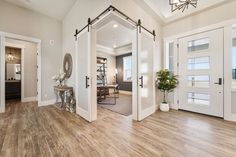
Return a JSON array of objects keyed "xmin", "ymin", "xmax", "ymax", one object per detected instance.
[
  {"xmin": 177, "ymin": 29, "xmax": 224, "ymax": 117},
  {"xmin": 0, "ymin": 31, "xmax": 41, "ymax": 113},
  {"xmin": 5, "ymin": 42, "xmax": 25, "ymax": 102},
  {"xmin": 163, "ymin": 18, "xmax": 236, "ymax": 122},
  {"xmin": 91, "ymin": 12, "xmax": 139, "ymax": 121}
]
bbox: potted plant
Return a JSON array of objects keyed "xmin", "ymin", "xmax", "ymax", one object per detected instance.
[{"xmin": 156, "ymin": 69, "xmax": 178, "ymax": 112}]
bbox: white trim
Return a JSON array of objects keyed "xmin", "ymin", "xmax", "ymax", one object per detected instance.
[
  {"xmin": 96, "ymin": 44, "xmax": 115, "ymax": 55},
  {"xmin": 0, "ymin": 31, "xmax": 41, "ymax": 43},
  {"xmin": 77, "ymin": 107, "xmax": 90, "ymax": 121},
  {"xmin": 138, "ymin": 105, "xmax": 156, "ymax": 121},
  {"xmin": 40, "ymin": 99, "xmax": 56, "ymax": 106},
  {"xmin": 22, "ymin": 97, "xmax": 37, "ymax": 102},
  {"xmin": 0, "ymin": 31, "xmax": 42, "ymax": 112},
  {"xmin": 119, "ymin": 90, "xmax": 132, "ymax": 95},
  {"xmin": 114, "ymin": 44, "xmax": 132, "ymax": 56},
  {"xmin": 0, "ymin": 36, "xmax": 5, "ymax": 113},
  {"xmin": 96, "ymin": 44, "xmax": 132, "ymax": 56},
  {"xmin": 5, "ymin": 42, "xmax": 25, "ymax": 103}
]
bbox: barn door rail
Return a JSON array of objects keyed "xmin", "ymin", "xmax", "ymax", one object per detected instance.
[{"xmin": 74, "ymin": 5, "xmax": 156, "ymax": 41}]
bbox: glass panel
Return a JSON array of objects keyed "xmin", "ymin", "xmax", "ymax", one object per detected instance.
[
  {"xmin": 188, "ymin": 38, "xmax": 209, "ymax": 52},
  {"xmin": 188, "ymin": 92, "xmax": 210, "ymax": 105},
  {"xmin": 188, "ymin": 57, "xmax": 210, "ymax": 70},
  {"xmin": 141, "ymin": 32, "xmax": 153, "ymax": 110},
  {"xmin": 188, "ymin": 75, "xmax": 210, "ymax": 88},
  {"xmin": 169, "ymin": 42, "xmax": 174, "ymax": 73},
  {"xmin": 232, "ymin": 27, "xmax": 236, "ymax": 88}
]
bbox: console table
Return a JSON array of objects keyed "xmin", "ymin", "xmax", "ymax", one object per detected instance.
[{"xmin": 54, "ymin": 86, "xmax": 75, "ymax": 112}]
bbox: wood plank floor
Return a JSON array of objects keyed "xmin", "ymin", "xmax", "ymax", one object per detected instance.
[{"xmin": 0, "ymin": 101, "xmax": 236, "ymax": 157}]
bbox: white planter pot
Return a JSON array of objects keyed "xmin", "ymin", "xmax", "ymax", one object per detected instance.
[{"xmin": 160, "ymin": 103, "xmax": 170, "ymax": 112}]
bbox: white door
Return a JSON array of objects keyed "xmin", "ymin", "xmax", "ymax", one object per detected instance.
[
  {"xmin": 178, "ymin": 29, "xmax": 224, "ymax": 117},
  {"xmin": 137, "ymin": 28, "xmax": 155, "ymax": 121},
  {"xmin": 0, "ymin": 36, "xmax": 5, "ymax": 113},
  {"xmin": 75, "ymin": 26, "xmax": 96, "ymax": 122}
]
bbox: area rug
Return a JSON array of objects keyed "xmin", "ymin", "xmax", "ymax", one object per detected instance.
[{"xmin": 98, "ymin": 94, "xmax": 132, "ymax": 116}]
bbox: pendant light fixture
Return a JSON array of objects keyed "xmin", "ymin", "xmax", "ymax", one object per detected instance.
[{"xmin": 169, "ymin": 0, "xmax": 198, "ymax": 12}]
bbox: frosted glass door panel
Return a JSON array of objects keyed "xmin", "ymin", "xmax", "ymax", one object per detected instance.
[
  {"xmin": 137, "ymin": 29, "xmax": 155, "ymax": 121},
  {"xmin": 140, "ymin": 33, "xmax": 153, "ymax": 110},
  {"xmin": 76, "ymin": 28, "xmax": 92, "ymax": 122}
]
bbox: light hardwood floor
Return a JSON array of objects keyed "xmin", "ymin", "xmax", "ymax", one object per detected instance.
[{"xmin": 0, "ymin": 101, "xmax": 236, "ymax": 157}]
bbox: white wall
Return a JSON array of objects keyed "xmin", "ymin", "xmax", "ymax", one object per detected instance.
[
  {"xmin": 63, "ymin": 0, "xmax": 162, "ymax": 105},
  {"xmin": 62, "ymin": 0, "xmax": 110, "ymax": 87},
  {"xmin": 0, "ymin": 1, "xmax": 62, "ymax": 102},
  {"xmin": 163, "ymin": 1, "xmax": 236, "ymax": 37},
  {"xmin": 6, "ymin": 38, "xmax": 37, "ymax": 99},
  {"xmin": 97, "ymin": 52, "xmax": 116, "ymax": 84}
]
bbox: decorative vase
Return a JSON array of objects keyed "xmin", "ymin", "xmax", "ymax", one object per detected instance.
[{"xmin": 160, "ymin": 103, "xmax": 169, "ymax": 112}]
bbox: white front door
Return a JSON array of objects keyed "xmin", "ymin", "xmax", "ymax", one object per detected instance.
[
  {"xmin": 75, "ymin": 26, "xmax": 96, "ymax": 122},
  {"xmin": 178, "ymin": 28, "xmax": 224, "ymax": 117},
  {"xmin": 137, "ymin": 28, "xmax": 155, "ymax": 121}
]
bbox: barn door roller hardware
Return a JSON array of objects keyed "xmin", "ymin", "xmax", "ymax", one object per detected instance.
[{"xmin": 74, "ymin": 5, "xmax": 156, "ymax": 41}]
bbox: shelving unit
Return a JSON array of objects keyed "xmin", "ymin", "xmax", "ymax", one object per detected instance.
[{"xmin": 97, "ymin": 57, "xmax": 107, "ymax": 86}]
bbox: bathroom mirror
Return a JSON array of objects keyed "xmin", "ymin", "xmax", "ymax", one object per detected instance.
[{"xmin": 6, "ymin": 63, "xmax": 21, "ymax": 80}]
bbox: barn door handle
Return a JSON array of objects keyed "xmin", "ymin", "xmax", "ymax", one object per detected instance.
[
  {"xmin": 86, "ymin": 76, "xmax": 90, "ymax": 88},
  {"xmin": 214, "ymin": 78, "xmax": 222, "ymax": 85},
  {"xmin": 139, "ymin": 76, "xmax": 143, "ymax": 88}
]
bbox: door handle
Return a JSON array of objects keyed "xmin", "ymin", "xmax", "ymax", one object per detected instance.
[
  {"xmin": 86, "ymin": 76, "xmax": 90, "ymax": 88},
  {"xmin": 139, "ymin": 76, "xmax": 143, "ymax": 88},
  {"xmin": 214, "ymin": 78, "xmax": 222, "ymax": 85}
]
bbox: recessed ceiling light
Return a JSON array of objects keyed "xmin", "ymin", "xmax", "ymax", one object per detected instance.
[{"xmin": 113, "ymin": 24, "xmax": 118, "ymax": 28}]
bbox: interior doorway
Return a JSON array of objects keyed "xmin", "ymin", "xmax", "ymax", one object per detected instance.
[
  {"xmin": 95, "ymin": 20, "xmax": 134, "ymax": 117},
  {"xmin": 178, "ymin": 28, "xmax": 224, "ymax": 117},
  {"xmin": 0, "ymin": 33, "xmax": 41, "ymax": 113},
  {"xmin": 75, "ymin": 7, "xmax": 156, "ymax": 122},
  {"xmin": 5, "ymin": 38, "xmax": 38, "ymax": 104}
]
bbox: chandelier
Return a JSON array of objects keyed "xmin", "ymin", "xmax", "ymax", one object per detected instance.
[
  {"xmin": 6, "ymin": 48, "xmax": 15, "ymax": 62},
  {"xmin": 169, "ymin": 0, "xmax": 198, "ymax": 12}
]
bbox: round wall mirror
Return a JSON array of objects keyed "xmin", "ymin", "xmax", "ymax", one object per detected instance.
[{"xmin": 63, "ymin": 53, "xmax": 73, "ymax": 79}]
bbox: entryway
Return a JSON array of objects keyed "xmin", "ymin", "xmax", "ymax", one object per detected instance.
[
  {"xmin": 178, "ymin": 28, "xmax": 224, "ymax": 117},
  {"xmin": 75, "ymin": 6, "xmax": 156, "ymax": 122}
]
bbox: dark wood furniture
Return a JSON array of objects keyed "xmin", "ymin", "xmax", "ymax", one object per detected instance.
[
  {"xmin": 97, "ymin": 84, "xmax": 119, "ymax": 105},
  {"xmin": 5, "ymin": 81, "xmax": 21, "ymax": 100}
]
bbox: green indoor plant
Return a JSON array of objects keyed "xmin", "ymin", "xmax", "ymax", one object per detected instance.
[{"xmin": 156, "ymin": 69, "xmax": 178, "ymax": 111}]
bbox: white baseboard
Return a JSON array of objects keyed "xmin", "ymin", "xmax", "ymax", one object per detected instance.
[
  {"xmin": 138, "ymin": 105, "xmax": 155, "ymax": 121},
  {"xmin": 119, "ymin": 90, "xmax": 132, "ymax": 95},
  {"xmin": 40, "ymin": 99, "xmax": 56, "ymax": 107},
  {"xmin": 0, "ymin": 107, "xmax": 4, "ymax": 113},
  {"xmin": 170, "ymin": 103, "xmax": 179, "ymax": 110},
  {"xmin": 224, "ymin": 114, "xmax": 236, "ymax": 122},
  {"xmin": 22, "ymin": 97, "xmax": 37, "ymax": 102},
  {"xmin": 76, "ymin": 107, "xmax": 91, "ymax": 122}
]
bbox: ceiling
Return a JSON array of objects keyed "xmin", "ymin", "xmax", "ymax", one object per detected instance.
[
  {"xmin": 97, "ymin": 20, "xmax": 133, "ymax": 49},
  {"xmin": 3, "ymin": 0, "xmax": 77, "ymax": 20},
  {"xmin": 143, "ymin": 0, "xmax": 229, "ymax": 23}
]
